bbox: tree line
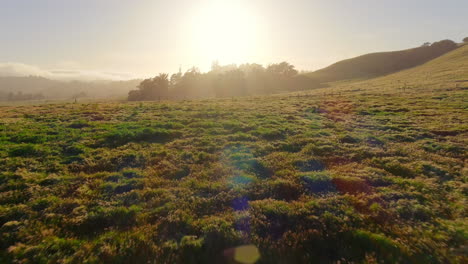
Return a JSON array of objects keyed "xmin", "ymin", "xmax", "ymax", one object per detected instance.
[{"xmin": 128, "ymin": 62, "xmax": 322, "ymax": 101}]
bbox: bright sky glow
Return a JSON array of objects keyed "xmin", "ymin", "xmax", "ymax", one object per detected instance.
[{"xmin": 0, "ymin": 0, "xmax": 466, "ymax": 80}]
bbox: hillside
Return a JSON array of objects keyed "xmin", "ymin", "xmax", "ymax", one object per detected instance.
[
  {"xmin": 359, "ymin": 43, "xmax": 468, "ymax": 90},
  {"xmin": 307, "ymin": 40, "xmax": 460, "ymax": 83},
  {"xmin": 321, "ymin": 43, "xmax": 468, "ymax": 97}
]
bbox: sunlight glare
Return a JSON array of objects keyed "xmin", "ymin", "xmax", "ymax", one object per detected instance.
[{"xmin": 190, "ymin": 1, "xmax": 262, "ymax": 67}]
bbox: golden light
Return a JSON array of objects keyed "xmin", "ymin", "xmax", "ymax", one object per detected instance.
[
  {"xmin": 233, "ymin": 245, "xmax": 260, "ymax": 264},
  {"xmin": 190, "ymin": 1, "xmax": 263, "ymax": 66}
]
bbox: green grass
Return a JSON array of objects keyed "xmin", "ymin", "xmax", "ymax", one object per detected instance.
[{"xmin": 0, "ymin": 47, "xmax": 467, "ymax": 263}]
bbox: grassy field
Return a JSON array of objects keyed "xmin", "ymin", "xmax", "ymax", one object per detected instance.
[{"xmin": 0, "ymin": 48, "xmax": 467, "ymax": 263}]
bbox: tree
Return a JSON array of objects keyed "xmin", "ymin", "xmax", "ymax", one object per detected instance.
[
  {"xmin": 213, "ymin": 69, "xmax": 247, "ymax": 98},
  {"xmin": 266, "ymin": 62, "xmax": 298, "ymax": 78},
  {"xmin": 128, "ymin": 90, "xmax": 142, "ymax": 101},
  {"xmin": 463, "ymin": 37, "xmax": 468, "ymax": 43},
  {"xmin": 239, "ymin": 63, "xmax": 267, "ymax": 94},
  {"xmin": 128, "ymin": 73, "xmax": 169, "ymax": 101},
  {"xmin": 170, "ymin": 72, "xmax": 182, "ymax": 86},
  {"xmin": 153, "ymin": 73, "xmax": 169, "ymax": 97},
  {"xmin": 421, "ymin": 42, "xmax": 431, "ymax": 47},
  {"xmin": 127, "ymin": 61, "xmax": 316, "ymax": 101},
  {"xmin": 171, "ymin": 67, "xmax": 203, "ymax": 99},
  {"xmin": 430, "ymin": 39, "xmax": 457, "ymax": 49}
]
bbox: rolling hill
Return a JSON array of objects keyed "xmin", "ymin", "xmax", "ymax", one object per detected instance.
[
  {"xmin": 325, "ymin": 43, "xmax": 468, "ymax": 94},
  {"xmin": 362, "ymin": 43, "xmax": 468, "ymax": 89},
  {"xmin": 307, "ymin": 39, "xmax": 460, "ymax": 83}
]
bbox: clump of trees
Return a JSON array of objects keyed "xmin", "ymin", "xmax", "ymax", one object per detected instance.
[
  {"xmin": 128, "ymin": 73, "xmax": 169, "ymax": 101},
  {"xmin": 463, "ymin": 37, "xmax": 468, "ymax": 43},
  {"xmin": 128, "ymin": 62, "xmax": 321, "ymax": 101}
]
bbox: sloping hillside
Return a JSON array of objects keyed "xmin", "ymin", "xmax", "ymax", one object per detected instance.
[
  {"xmin": 349, "ymin": 44, "xmax": 468, "ymax": 91},
  {"xmin": 307, "ymin": 40, "xmax": 459, "ymax": 83}
]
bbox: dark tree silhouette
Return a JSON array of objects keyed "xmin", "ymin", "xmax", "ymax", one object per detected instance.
[
  {"xmin": 463, "ymin": 37, "xmax": 468, "ymax": 43},
  {"xmin": 128, "ymin": 61, "xmax": 320, "ymax": 101},
  {"xmin": 128, "ymin": 73, "xmax": 169, "ymax": 101},
  {"xmin": 266, "ymin": 62, "xmax": 298, "ymax": 78},
  {"xmin": 213, "ymin": 69, "xmax": 247, "ymax": 97}
]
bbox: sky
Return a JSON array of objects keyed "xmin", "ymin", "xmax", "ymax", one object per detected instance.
[{"xmin": 0, "ymin": 0, "xmax": 467, "ymax": 80}]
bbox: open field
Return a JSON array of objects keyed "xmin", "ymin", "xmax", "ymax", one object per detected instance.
[
  {"xmin": 1, "ymin": 79, "xmax": 467, "ymax": 263},
  {"xmin": 1, "ymin": 46, "xmax": 467, "ymax": 264},
  {"xmin": 2, "ymin": 1, "xmax": 468, "ymax": 263}
]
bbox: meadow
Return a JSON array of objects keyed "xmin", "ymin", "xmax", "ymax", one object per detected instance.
[
  {"xmin": 0, "ymin": 79, "xmax": 466, "ymax": 263},
  {"xmin": 2, "ymin": 0, "xmax": 467, "ymax": 262}
]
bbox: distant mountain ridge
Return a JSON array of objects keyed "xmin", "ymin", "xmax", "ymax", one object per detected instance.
[
  {"xmin": 0, "ymin": 76, "xmax": 141, "ymax": 101},
  {"xmin": 307, "ymin": 39, "xmax": 460, "ymax": 83}
]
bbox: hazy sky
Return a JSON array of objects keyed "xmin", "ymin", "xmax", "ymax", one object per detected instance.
[{"xmin": 1, "ymin": 0, "xmax": 467, "ymax": 80}]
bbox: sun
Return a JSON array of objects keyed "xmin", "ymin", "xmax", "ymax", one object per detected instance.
[{"xmin": 190, "ymin": 1, "xmax": 262, "ymax": 67}]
